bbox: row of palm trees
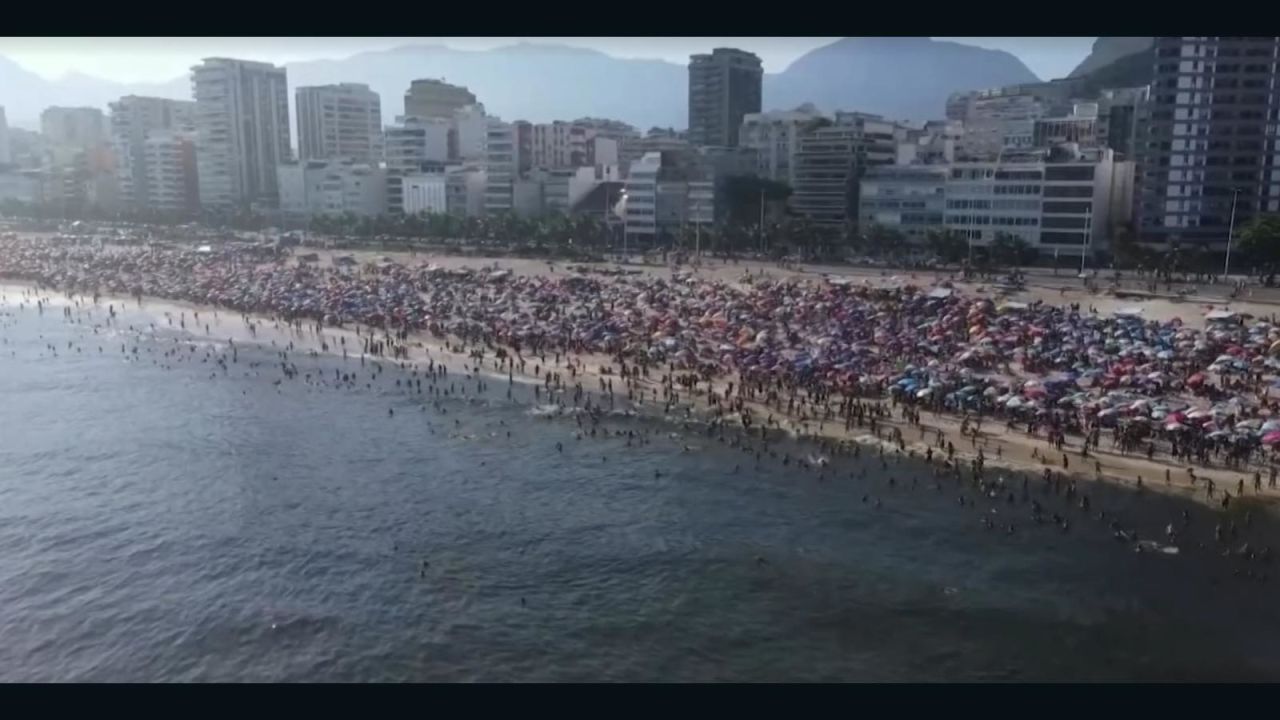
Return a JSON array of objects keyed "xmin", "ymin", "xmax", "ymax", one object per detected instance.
[{"xmin": 3, "ymin": 196, "xmax": 1048, "ymax": 268}]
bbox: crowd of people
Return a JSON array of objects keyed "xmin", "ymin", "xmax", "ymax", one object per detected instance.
[{"xmin": 5, "ymin": 237, "xmax": 1280, "ymax": 495}]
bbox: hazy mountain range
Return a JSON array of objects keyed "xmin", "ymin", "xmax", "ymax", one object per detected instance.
[
  {"xmin": 0, "ymin": 37, "xmax": 1122, "ymax": 134},
  {"xmin": 1068, "ymin": 37, "xmax": 1152, "ymax": 78}
]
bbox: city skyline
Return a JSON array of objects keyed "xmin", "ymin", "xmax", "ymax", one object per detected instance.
[{"xmin": 0, "ymin": 37, "xmax": 1096, "ymax": 83}]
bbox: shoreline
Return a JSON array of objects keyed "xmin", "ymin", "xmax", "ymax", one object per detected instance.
[{"xmin": 5, "ymin": 276, "xmax": 1274, "ymax": 514}]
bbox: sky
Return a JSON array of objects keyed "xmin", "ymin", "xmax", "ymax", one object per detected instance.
[{"xmin": 0, "ymin": 37, "xmax": 1097, "ymax": 82}]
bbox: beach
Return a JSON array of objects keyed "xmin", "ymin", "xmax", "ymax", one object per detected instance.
[
  {"xmin": 5, "ymin": 237, "xmax": 1278, "ymax": 515},
  {"xmin": 7, "ymin": 236, "xmax": 1280, "ymax": 680}
]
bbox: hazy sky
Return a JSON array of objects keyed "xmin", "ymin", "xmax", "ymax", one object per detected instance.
[{"xmin": 0, "ymin": 37, "xmax": 1097, "ymax": 82}]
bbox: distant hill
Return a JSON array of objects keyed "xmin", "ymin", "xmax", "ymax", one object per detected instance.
[
  {"xmin": 1, "ymin": 38, "xmax": 1046, "ymax": 133},
  {"xmin": 1068, "ymin": 37, "xmax": 1153, "ymax": 78},
  {"xmin": 1074, "ymin": 47, "xmax": 1155, "ymax": 95},
  {"xmin": 765, "ymin": 37, "xmax": 1040, "ymax": 123}
]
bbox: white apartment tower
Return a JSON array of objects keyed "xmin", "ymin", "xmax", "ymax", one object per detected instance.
[
  {"xmin": 191, "ymin": 58, "xmax": 292, "ymax": 209},
  {"xmin": 484, "ymin": 118, "xmax": 532, "ymax": 215},
  {"xmin": 142, "ymin": 132, "xmax": 199, "ymax": 214},
  {"xmin": 109, "ymin": 95, "xmax": 197, "ymax": 210},
  {"xmin": 40, "ymin": 106, "xmax": 107, "ymax": 150},
  {"xmin": 452, "ymin": 104, "xmax": 488, "ymax": 162},
  {"xmin": 296, "ymin": 83, "xmax": 382, "ymax": 163}
]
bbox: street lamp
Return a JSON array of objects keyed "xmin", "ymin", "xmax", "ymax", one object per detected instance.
[{"xmin": 1223, "ymin": 187, "xmax": 1242, "ymax": 278}]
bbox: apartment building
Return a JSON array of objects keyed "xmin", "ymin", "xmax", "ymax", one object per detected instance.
[
  {"xmin": 40, "ymin": 106, "xmax": 107, "ymax": 150},
  {"xmin": 140, "ymin": 131, "xmax": 199, "ymax": 214},
  {"xmin": 623, "ymin": 151, "xmax": 714, "ymax": 245},
  {"xmin": 278, "ymin": 159, "xmax": 386, "ymax": 218},
  {"xmin": 296, "ymin": 83, "xmax": 382, "ymax": 163},
  {"xmin": 384, "ymin": 116, "xmax": 451, "ymax": 214},
  {"xmin": 484, "ymin": 118, "xmax": 532, "ymax": 215},
  {"xmin": 790, "ymin": 113, "xmax": 901, "ymax": 228},
  {"xmin": 738, "ymin": 105, "xmax": 826, "ymax": 186},
  {"xmin": 688, "ymin": 48, "xmax": 762, "ymax": 147},
  {"xmin": 404, "ymin": 79, "xmax": 477, "ymax": 119},
  {"xmin": 109, "ymin": 95, "xmax": 197, "ymax": 210},
  {"xmin": 191, "ymin": 58, "xmax": 292, "ymax": 209},
  {"xmin": 1134, "ymin": 36, "xmax": 1280, "ymax": 247},
  {"xmin": 858, "ymin": 165, "xmax": 948, "ymax": 241},
  {"xmin": 859, "ymin": 146, "xmax": 1131, "ymax": 256}
]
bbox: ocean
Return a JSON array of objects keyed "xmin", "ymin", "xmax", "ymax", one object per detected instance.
[{"xmin": 2, "ymin": 290, "xmax": 1280, "ymax": 682}]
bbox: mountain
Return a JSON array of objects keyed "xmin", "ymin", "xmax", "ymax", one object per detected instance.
[
  {"xmin": 1068, "ymin": 37, "xmax": 1152, "ymax": 78},
  {"xmin": 1072, "ymin": 46, "xmax": 1155, "ymax": 94},
  {"xmin": 0, "ymin": 55, "xmax": 187, "ymax": 129},
  {"xmin": 283, "ymin": 43, "xmax": 686, "ymax": 128},
  {"xmin": 2, "ymin": 38, "xmax": 1046, "ymax": 133},
  {"xmin": 765, "ymin": 37, "xmax": 1040, "ymax": 123}
]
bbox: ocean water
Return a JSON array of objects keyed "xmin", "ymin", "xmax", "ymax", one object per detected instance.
[{"xmin": 2, "ymin": 294, "xmax": 1280, "ymax": 682}]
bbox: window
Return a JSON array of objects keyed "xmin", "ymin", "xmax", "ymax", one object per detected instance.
[
  {"xmin": 1040, "ymin": 231, "xmax": 1086, "ymax": 245},
  {"xmin": 1045, "ymin": 166, "xmax": 1095, "ymax": 181},
  {"xmin": 1043, "ymin": 201, "xmax": 1092, "ymax": 214},
  {"xmin": 994, "ymin": 170, "xmax": 1041, "ymax": 181},
  {"xmin": 1042, "ymin": 216, "xmax": 1089, "ymax": 229},
  {"xmin": 1043, "ymin": 185, "xmax": 1093, "ymax": 198}
]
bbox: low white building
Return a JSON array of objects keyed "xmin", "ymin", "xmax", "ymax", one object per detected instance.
[
  {"xmin": 623, "ymin": 152, "xmax": 661, "ymax": 242},
  {"xmin": 278, "ymin": 160, "xmax": 386, "ymax": 219},
  {"xmin": 858, "ymin": 165, "xmax": 948, "ymax": 242},
  {"xmin": 859, "ymin": 146, "xmax": 1128, "ymax": 257},
  {"xmin": 623, "ymin": 151, "xmax": 715, "ymax": 245},
  {"xmin": 446, "ymin": 165, "xmax": 487, "ymax": 217},
  {"xmin": 402, "ymin": 173, "xmax": 447, "ymax": 215}
]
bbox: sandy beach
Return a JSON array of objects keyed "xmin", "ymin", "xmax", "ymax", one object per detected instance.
[{"xmin": 7, "ymin": 241, "xmax": 1279, "ymax": 514}]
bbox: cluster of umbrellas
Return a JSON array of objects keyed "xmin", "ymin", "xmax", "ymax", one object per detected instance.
[{"xmin": 5, "ymin": 239, "xmax": 1280, "ymax": 455}]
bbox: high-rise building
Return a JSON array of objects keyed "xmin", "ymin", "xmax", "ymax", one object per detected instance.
[
  {"xmin": 40, "ymin": 107, "xmax": 107, "ymax": 150},
  {"xmin": 1134, "ymin": 36, "xmax": 1280, "ymax": 247},
  {"xmin": 0, "ymin": 106, "xmax": 10, "ymax": 165},
  {"xmin": 404, "ymin": 79, "xmax": 477, "ymax": 120},
  {"xmin": 791, "ymin": 112, "xmax": 902, "ymax": 229},
  {"xmin": 140, "ymin": 131, "xmax": 199, "ymax": 214},
  {"xmin": 296, "ymin": 84, "xmax": 382, "ymax": 163},
  {"xmin": 484, "ymin": 118, "xmax": 532, "ymax": 215},
  {"xmin": 451, "ymin": 104, "xmax": 488, "ymax": 162},
  {"xmin": 191, "ymin": 58, "xmax": 292, "ymax": 209},
  {"xmin": 688, "ymin": 48, "xmax": 762, "ymax": 148},
  {"xmin": 109, "ymin": 96, "xmax": 197, "ymax": 210}
]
